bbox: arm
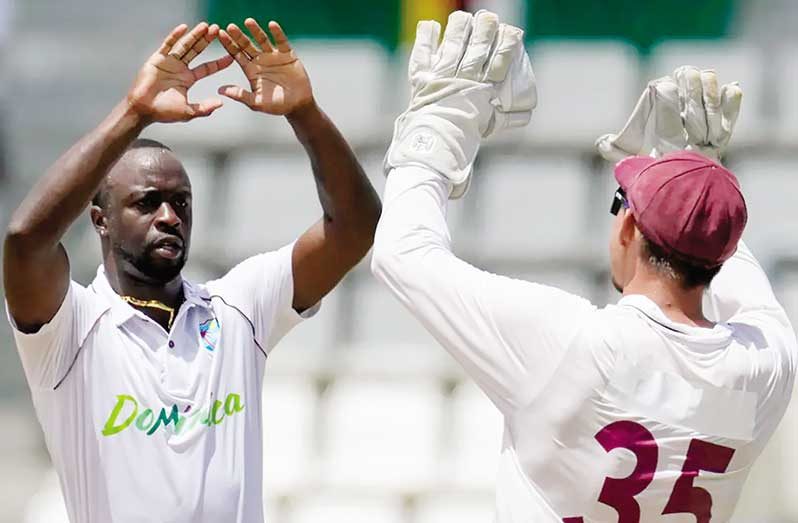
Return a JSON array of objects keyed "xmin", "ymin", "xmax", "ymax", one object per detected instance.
[
  {"xmin": 704, "ymin": 241, "xmax": 789, "ymax": 326},
  {"xmin": 3, "ymin": 22, "xmax": 232, "ymax": 332},
  {"xmin": 370, "ymin": 12, "xmax": 592, "ymax": 414},
  {"xmin": 372, "ymin": 166, "xmax": 595, "ymax": 413},
  {"xmin": 286, "ymin": 102, "xmax": 381, "ymax": 311},
  {"xmin": 217, "ymin": 19, "xmax": 380, "ymax": 312},
  {"xmin": 4, "ymin": 102, "xmax": 144, "ymax": 332}
]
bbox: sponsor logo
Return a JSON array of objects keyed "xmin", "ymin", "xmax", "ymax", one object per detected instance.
[{"xmin": 100, "ymin": 392, "xmax": 244, "ymax": 437}]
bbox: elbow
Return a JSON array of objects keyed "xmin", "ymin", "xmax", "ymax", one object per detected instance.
[
  {"xmin": 370, "ymin": 233, "xmax": 409, "ymax": 287},
  {"xmin": 4, "ymin": 213, "xmax": 52, "ymax": 255},
  {"xmin": 332, "ymin": 196, "xmax": 382, "ymax": 263},
  {"xmin": 5, "ymin": 217, "xmax": 35, "ymax": 250}
]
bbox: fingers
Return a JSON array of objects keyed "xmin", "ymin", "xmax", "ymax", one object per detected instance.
[
  {"xmin": 720, "ymin": 82, "xmax": 743, "ymax": 145},
  {"xmin": 170, "ymin": 22, "xmax": 210, "ymax": 60},
  {"xmin": 674, "ymin": 65, "xmax": 708, "ymax": 145},
  {"xmin": 409, "ymin": 20, "xmax": 441, "ymax": 78},
  {"xmin": 433, "ymin": 10, "xmax": 473, "ymax": 75},
  {"xmin": 651, "ymin": 76, "xmax": 687, "ymax": 154},
  {"xmin": 183, "ymin": 23, "xmax": 219, "ymax": 64},
  {"xmin": 245, "ymin": 18, "xmax": 274, "ymax": 52},
  {"xmin": 268, "ymin": 21, "xmax": 292, "ymax": 53},
  {"xmin": 218, "ymin": 29, "xmax": 250, "ymax": 67},
  {"xmin": 227, "ymin": 23, "xmax": 261, "ymax": 59},
  {"xmin": 457, "ymin": 10, "xmax": 499, "ymax": 80},
  {"xmin": 484, "ymin": 23, "xmax": 524, "ymax": 82},
  {"xmin": 186, "ymin": 97, "xmax": 224, "ymax": 119},
  {"xmin": 700, "ymin": 69, "xmax": 724, "ymax": 146},
  {"xmin": 157, "ymin": 24, "xmax": 189, "ymax": 56},
  {"xmin": 191, "ymin": 55, "xmax": 234, "ymax": 82},
  {"xmin": 218, "ymin": 84, "xmax": 259, "ymax": 108},
  {"xmin": 601, "ymin": 84, "xmax": 654, "ymax": 158}
]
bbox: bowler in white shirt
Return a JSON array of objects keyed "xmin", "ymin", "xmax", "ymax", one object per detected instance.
[{"xmin": 3, "ymin": 19, "xmax": 380, "ymax": 523}]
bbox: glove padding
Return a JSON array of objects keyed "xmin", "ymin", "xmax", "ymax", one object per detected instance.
[
  {"xmin": 385, "ymin": 10, "xmax": 537, "ymax": 199},
  {"xmin": 595, "ymin": 66, "xmax": 742, "ymax": 163}
]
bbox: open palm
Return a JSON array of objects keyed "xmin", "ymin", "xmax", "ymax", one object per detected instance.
[
  {"xmin": 128, "ymin": 22, "xmax": 234, "ymax": 123},
  {"xmin": 217, "ymin": 19, "xmax": 313, "ymax": 115}
]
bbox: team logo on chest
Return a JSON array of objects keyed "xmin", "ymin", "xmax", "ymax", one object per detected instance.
[{"xmin": 199, "ymin": 318, "xmax": 220, "ymax": 352}]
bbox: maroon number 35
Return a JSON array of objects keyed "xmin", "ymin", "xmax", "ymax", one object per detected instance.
[{"xmin": 563, "ymin": 420, "xmax": 735, "ymax": 523}]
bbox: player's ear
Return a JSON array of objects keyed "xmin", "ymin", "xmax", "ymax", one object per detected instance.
[
  {"xmin": 90, "ymin": 205, "xmax": 109, "ymax": 237},
  {"xmin": 618, "ymin": 209, "xmax": 637, "ymax": 247}
]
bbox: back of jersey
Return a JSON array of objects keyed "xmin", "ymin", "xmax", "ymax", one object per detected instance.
[{"xmin": 510, "ymin": 291, "xmax": 796, "ymax": 523}]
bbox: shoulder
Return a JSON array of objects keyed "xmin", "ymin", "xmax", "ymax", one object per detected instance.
[
  {"xmin": 728, "ymin": 312, "xmax": 798, "ymax": 377},
  {"xmin": 207, "ymin": 245, "xmax": 293, "ymax": 292},
  {"xmin": 569, "ymin": 303, "xmax": 652, "ymax": 370},
  {"xmin": 203, "ymin": 244, "xmax": 296, "ymax": 319}
]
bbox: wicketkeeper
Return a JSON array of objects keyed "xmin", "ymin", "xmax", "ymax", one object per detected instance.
[{"xmin": 372, "ymin": 10, "xmax": 796, "ymax": 522}]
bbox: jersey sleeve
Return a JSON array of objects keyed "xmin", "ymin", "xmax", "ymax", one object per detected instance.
[
  {"xmin": 6, "ymin": 281, "xmax": 106, "ymax": 389},
  {"xmin": 371, "ymin": 166, "xmax": 597, "ymax": 414},
  {"xmin": 209, "ymin": 243, "xmax": 319, "ymax": 353},
  {"xmin": 705, "ymin": 240, "xmax": 792, "ymax": 330}
]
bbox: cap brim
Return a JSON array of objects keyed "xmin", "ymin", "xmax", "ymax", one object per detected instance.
[{"xmin": 614, "ymin": 155, "xmax": 657, "ymax": 190}]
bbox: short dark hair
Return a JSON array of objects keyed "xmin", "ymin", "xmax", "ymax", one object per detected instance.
[
  {"xmin": 641, "ymin": 237, "xmax": 722, "ymax": 289},
  {"xmin": 91, "ymin": 138, "xmax": 172, "ymax": 208}
]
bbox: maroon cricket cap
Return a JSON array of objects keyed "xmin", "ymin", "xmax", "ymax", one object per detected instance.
[{"xmin": 614, "ymin": 151, "xmax": 747, "ymax": 268}]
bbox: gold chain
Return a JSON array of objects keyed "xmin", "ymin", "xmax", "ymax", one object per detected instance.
[{"xmin": 120, "ymin": 296, "xmax": 176, "ymax": 329}]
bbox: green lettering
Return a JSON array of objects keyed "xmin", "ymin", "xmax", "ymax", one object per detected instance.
[
  {"xmin": 101, "ymin": 395, "xmax": 138, "ymax": 436},
  {"xmin": 146, "ymin": 405, "xmax": 181, "ymax": 436},
  {"xmin": 135, "ymin": 409, "xmax": 155, "ymax": 431},
  {"xmin": 224, "ymin": 393, "xmax": 245, "ymax": 415},
  {"xmin": 210, "ymin": 400, "xmax": 225, "ymax": 425}
]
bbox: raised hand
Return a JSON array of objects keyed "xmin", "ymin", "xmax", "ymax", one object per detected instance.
[
  {"xmin": 127, "ymin": 22, "xmax": 234, "ymax": 123},
  {"xmin": 217, "ymin": 19, "xmax": 313, "ymax": 115},
  {"xmin": 595, "ymin": 66, "xmax": 743, "ymax": 163},
  {"xmin": 384, "ymin": 10, "xmax": 536, "ymax": 199}
]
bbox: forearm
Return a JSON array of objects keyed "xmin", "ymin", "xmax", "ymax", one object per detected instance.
[
  {"xmin": 6, "ymin": 100, "xmax": 146, "ymax": 251},
  {"xmin": 372, "ymin": 166, "xmax": 454, "ymax": 267},
  {"xmin": 372, "ymin": 166, "xmax": 580, "ymax": 413},
  {"xmin": 287, "ymin": 101, "xmax": 381, "ymax": 248},
  {"xmin": 371, "ymin": 166, "xmax": 476, "ymax": 339}
]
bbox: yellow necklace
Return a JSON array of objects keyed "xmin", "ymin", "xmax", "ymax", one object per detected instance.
[{"xmin": 120, "ymin": 296, "xmax": 175, "ymax": 329}]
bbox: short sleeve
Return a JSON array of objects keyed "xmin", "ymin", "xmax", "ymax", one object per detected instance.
[
  {"xmin": 7, "ymin": 281, "xmax": 106, "ymax": 389},
  {"xmin": 208, "ymin": 243, "xmax": 319, "ymax": 353}
]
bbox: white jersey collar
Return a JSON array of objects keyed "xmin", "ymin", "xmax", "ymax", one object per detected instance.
[
  {"xmin": 617, "ymin": 294, "xmax": 733, "ymax": 346},
  {"xmin": 90, "ymin": 265, "xmax": 211, "ymax": 327}
]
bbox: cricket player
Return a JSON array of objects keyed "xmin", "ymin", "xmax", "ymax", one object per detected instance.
[
  {"xmin": 4, "ymin": 19, "xmax": 380, "ymax": 522},
  {"xmin": 372, "ymin": 10, "xmax": 797, "ymax": 522}
]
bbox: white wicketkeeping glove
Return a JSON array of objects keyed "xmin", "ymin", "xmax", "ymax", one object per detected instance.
[
  {"xmin": 595, "ymin": 66, "xmax": 742, "ymax": 163},
  {"xmin": 384, "ymin": 10, "xmax": 537, "ymax": 199}
]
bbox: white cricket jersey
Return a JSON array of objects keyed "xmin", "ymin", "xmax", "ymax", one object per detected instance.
[
  {"xmin": 372, "ymin": 166, "xmax": 798, "ymax": 523},
  {"xmin": 7, "ymin": 243, "xmax": 317, "ymax": 523}
]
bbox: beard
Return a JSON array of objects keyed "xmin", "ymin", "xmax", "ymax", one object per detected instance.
[{"xmin": 114, "ymin": 240, "xmax": 187, "ymax": 284}]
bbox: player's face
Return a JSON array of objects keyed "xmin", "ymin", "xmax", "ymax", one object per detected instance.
[{"xmin": 101, "ymin": 150, "xmax": 192, "ymax": 284}]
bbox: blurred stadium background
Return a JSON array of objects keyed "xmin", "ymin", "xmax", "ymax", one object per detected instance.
[{"xmin": 1, "ymin": 0, "xmax": 797, "ymax": 521}]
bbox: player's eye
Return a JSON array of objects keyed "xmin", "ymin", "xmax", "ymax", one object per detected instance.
[
  {"xmin": 135, "ymin": 193, "xmax": 160, "ymax": 212},
  {"xmin": 173, "ymin": 195, "xmax": 190, "ymax": 209}
]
